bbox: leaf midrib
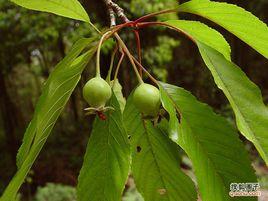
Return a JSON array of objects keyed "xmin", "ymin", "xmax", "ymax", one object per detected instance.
[
  {"xmin": 38, "ymin": 72, "xmax": 81, "ymax": 130},
  {"xmin": 183, "ymin": 116, "xmax": 229, "ymax": 201},
  {"xmin": 142, "ymin": 121, "xmax": 172, "ymax": 201},
  {"xmin": 178, "ymin": 2, "xmax": 268, "ymax": 58},
  {"xmin": 202, "ymin": 49, "xmax": 267, "ymax": 161},
  {"xmin": 161, "ymin": 86, "xmax": 230, "ymax": 201},
  {"xmin": 47, "ymin": 0, "xmax": 88, "ymax": 21},
  {"xmin": 18, "ymin": 0, "xmax": 89, "ymax": 22}
]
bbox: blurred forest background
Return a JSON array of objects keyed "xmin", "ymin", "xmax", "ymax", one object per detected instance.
[{"xmin": 0, "ymin": 0, "xmax": 268, "ymax": 200}]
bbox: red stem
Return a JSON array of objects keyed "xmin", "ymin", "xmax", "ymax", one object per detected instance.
[
  {"xmin": 134, "ymin": 9, "xmax": 177, "ymax": 23},
  {"xmin": 133, "ymin": 30, "xmax": 142, "ymax": 75},
  {"xmin": 136, "ymin": 21, "xmax": 195, "ymax": 43},
  {"xmin": 111, "ymin": 21, "xmax": 135, "ymax": 32},
  {"xmin": 109, "ymin": 8, "xmax": 178, "ymax": 32},
  {"xmin": 111, "ymin": 20, "xmax": 195, "ymax": 45}
]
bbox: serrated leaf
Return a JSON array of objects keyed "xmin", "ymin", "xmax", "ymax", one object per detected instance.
[
  {"xmin": 17, "ymin": 38, "xmax": 96, "ymax": 168},
  {"xmin": 111, "ymin": 79, "xmax": 126, "ymax": 112},
  {"xmin": 160, "ymin": 82, "xmax": 257, "ymax": 201},
  {"xmin": 77, "ymin": 94, "xmax": 130, "ymax": 201},
  {"xmin": 11, "ymin": 0, "xmax": 90, "ymax": 23},
  {"xmin": 197, "ymin": 41, "xmax": 268, "ymax": 165},
  {"xmin": 0, "ymin": 38, "xmax": 97, "ymax": 201},
  {"xmin": 178, "ymin": 0, "xmax": 268, "ymax": 59},
  {"xmin": 123, "ymin": 96, "xmax": 197, "ymax": 201},
  {"xmin": 165, "ymin": 20, "xmax": 231, "ymax": 60},
  {"xmin": 159, "ymin": 86, "xmax": 179, "ymax": 141}
]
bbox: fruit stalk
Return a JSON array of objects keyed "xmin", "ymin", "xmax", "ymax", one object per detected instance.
[
  {"xmin": 132, "ymin": 56, "xmax": 159, "ymax": 85},
  {"xmin": 114, "ymin": 33, "xmax": 144, "ymax": 84},
  {"xmin": 96, "ymin": 31, "xmax": 112, "ymax": 77},
  {"xmin": 107, "ymin": 45, "xmax": 118, "ymax": 83},
  {"xmin": 133, "ymin": 29, "xmax": 142, "ymax": 75},
  {"xmin": 113, "ymin": 51, "xmax": 125, "ymax": 82}
]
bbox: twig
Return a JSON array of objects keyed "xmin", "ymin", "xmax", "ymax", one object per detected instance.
[
  {"xmin": 103, "ymin": 0, "xmax": 130, "ymax": 25},
  {"xmin": 103, "ymin": 0, "xmax": 116, "ymax": 26},
  {"xmin": 136, "ymin": 21, "xmax": 195, "ymax": 43},
  {"xmin": 134, "ymin": 8, "xmax": 177, "ymax": 23}
]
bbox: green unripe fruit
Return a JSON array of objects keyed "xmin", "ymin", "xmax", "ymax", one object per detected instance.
[
  {"xmin": 133, "ymin": 83, "xmax": 161, "ymax": 117},
  {"xmin": 83, "ymin": 77, "xmax": 112, "ymax": 108}
]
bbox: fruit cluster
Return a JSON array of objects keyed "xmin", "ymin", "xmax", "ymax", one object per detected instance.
[
  {"xmin": 82, "ymin": 30, "xmax": 162, "ymax": 119},
  {"xmin": 83, "ymin": 77, "xmax": 161, "ymax": 118}
]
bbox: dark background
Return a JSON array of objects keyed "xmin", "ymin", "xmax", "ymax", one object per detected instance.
[{"xmin": 0, "ymin": 0, "xmax": 267, "ymax": 200}]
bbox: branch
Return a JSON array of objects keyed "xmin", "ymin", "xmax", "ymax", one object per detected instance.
[
  {"xmin": 103, "ymin": 0, "xmax": 130, "ymax": 26},
  {"xmin": 103, "ymin": 0, "xmax": 116, "ymax": 26}
]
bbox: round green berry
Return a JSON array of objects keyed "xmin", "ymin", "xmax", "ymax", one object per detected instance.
[
  {"xmin": 83, "ymin": 77, "xmax": 112, "ymax": 108},
  {"xmin": 133, "ymin": 83, "xmax": 161, "ymax": 117}
]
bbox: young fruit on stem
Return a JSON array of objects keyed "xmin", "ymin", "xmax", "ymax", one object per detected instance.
[
  {"xmin": 83, "ymin": 77, "xmax": 112, "ymax": 108},
  {"xmin": 133, "ymin": 83, "xmax": 161, "ymax": 117}
]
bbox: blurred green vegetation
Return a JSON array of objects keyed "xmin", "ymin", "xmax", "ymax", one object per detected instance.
[
  {"xmin": 15, "ymin": 182, "xmax": 144, "ymax": 201},
  {"xmin": 34, "ymin": 183, "xmax": 76, "ymax": 201},
  {"xmin": 0, "ymin": 0, "xmax": 268, "ymax": 200}
]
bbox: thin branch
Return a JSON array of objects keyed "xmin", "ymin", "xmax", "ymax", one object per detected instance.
[
  {"xmin": 134, "ymin": 8, "xmax": 177, "ymax": 23},
  {"xmin": 103, "ymin": 0, "xmax": 116, "ymax": 26},
  {"xmin": 136, "ymin": 21, "xmax": 195, "ymax": 43},
  {"xmin": 103, "ymin": 0, "xmax": 130, "ymax": 24},
  {"xmin": 109, "ymin": 7, "xmax": 116, "ymax": 27}
]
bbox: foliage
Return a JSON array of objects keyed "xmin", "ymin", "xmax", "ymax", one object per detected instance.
[
  {"xmin": 144, "ymin": 36, "xmax": 179, "ymax": 81},
  {"xmin": 1, "ymin": 0, "xmax": 268, "ymax": 201},
  {"xmin": 165, "ymin": 20, "xmax": 231, "ymax": 60},
  {"xmin": 0, "ymin": 0, "xmax": 96, "ymax": 74},
  {"xmin": 77, "ymin": 94, "xmax": 130, "ymax": 201},
  {"xmin": 124, "ymin": 95, "xmax": 197, "ymax": 201},
  {"xmin": 178, "ymin": 0, "xmax": 268, "ymax": 59},
  {"xmin": 160, "ymin": 83, "xmax": 257, "ymax": 201},
  {"xmin": 165, "ymin": 16, "xmax": 268, "ymax": 165},
  {"xmin": 1, "ymin": 39, "xmax": 97, "ymax": 201},
  {"xmin": 197, "ymin": 42, "xmax": 268, "ymax": 165},
  {"xmin": 10, "ymin": 0, "xmax": 90, "ymax": 23},
  {"xmin": 34, "ymin": 183, "xmax": 76, "ymax": 201}
]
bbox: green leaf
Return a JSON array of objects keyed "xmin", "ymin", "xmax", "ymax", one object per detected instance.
[
  {"xmin": 77, "ymin": 94, "xmax": 130, "ymax": 201},
  {"xmin": 123, "ymin": 96, "xmax": 197, "ymax": 201},
  {"xmin": 111, "ymin": 79, "xmax": 126, "ymax": 112},
  {"xmin": 197, "ymin": 41, "xmax": 268, "ymax": 165},
  {"xmin": 165, "ymin": 20, "xmax": 231, "ymax": 60},
  {"xmin": 178, "ymin": 0, "xmax": 268, "ymax": 59},
  {"xmin": 11, "ymin": 0, "xmax": 90, "ymax": 23},
  {"xmin": 17, "ymin": 38, "xmax": 96, "ymax": 168},
  {"xmin": 0, "ymin": 38, "xmax": 97, "ymax": 201},
  {"xmin": 159, "ymin": 86, "xmax": 179, "ymax": 141},
  {"xmin": 160, "ymin": 82, "xmax": 257, "ymax": 201}
]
